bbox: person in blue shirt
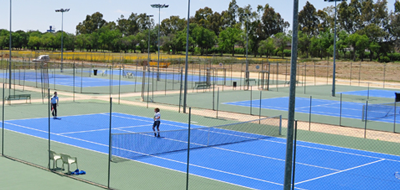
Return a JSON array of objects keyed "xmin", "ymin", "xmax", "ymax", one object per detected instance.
[
  {"xmin": 51, "ymin": 92, "xmax": 59, "ymax": 119},
  {"xmin": 153, "ymin": 108, "xmax": 161, "ymax": 137}
]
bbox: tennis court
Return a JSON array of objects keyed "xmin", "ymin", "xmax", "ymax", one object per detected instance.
[
  {"xmin": 3, "ymin": 112, "xmax": 400, "ymax": 189},
  {"xmin": 339, "ymin": 89, "xmax": 399, "ymax": 98},
  {"xmin": 224, "ymin": 96, "xmax": 400, "ymax": 123},
  {"xmin": 0, "ymin": 71, "xmax": 139, "ymax": 87}
]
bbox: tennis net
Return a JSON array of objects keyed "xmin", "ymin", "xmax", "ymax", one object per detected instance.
[
  {"xmin": 111, "ymin": 116, "xmax": 282, "ymax": 160},
  {"xmin": 362, "ymin": 102, "xmax": 400, "ymax": 121}
]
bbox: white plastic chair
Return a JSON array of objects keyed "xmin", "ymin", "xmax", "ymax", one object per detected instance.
[
  {"xmin": 61, "ymin": 153, "xmax": 78, "ymax": 173},
  {"xmin": 49, "ymin": 150, "xmax": 62, "ymax": 169}
]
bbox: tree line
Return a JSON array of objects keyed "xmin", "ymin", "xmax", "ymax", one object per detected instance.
[{"xmin": 1, "ymin": 0, "xmax": 400, "ymax": 62}]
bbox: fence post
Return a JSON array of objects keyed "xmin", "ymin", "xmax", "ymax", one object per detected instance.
[
  {"xmin": 259, "ymin": 91, "xmax": 262, "ymax": 123},
  {"xmin": 48, "ymin": 88, "xmax": 51, "ymax": 169},
  {"xmin": 108, "ymin": 97, "xmax": 112, "ymax": 189},
  {"xmin": 309, "ymin": 96, "xmax": 312, "ymax": 131},
  {"xmin": 340, "ymin": 93, "xmax": 342, "ymax": 126},
  {"xmin": 364, "ymin": 101, "xmax": 368, "ymax": 138},
  {"xmin": 394, "ymin": 101, "xmax": 397, "ymax": 133},
  {"xmin": 250, "ymin": 86, "xmax": 253, "ymax": 115},
  {"xmin": 217, "ymin": 88, "xmax": 219, "ymax": 119},
  {"xmin": 186, "ymin": 107, "xmax": 192, "ymax": 190}
]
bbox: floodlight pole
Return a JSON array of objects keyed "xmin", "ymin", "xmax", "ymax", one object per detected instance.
[
  {"xmin": 55, "ymin": 8, "xmax": 70, "ymax": 72},
  {"xmin": 283, "ymin": 0, "xmax": 299, "ymax": 189},
  {"xmin": 183, "ymin": 0, "xmax": 190, "ymax": 113},
  {"xmin": 332, "ymin": 0, "xmax": 337, "ymax": 97},
  {"xmin": 9, "ymin": 0, "xmax": 12, "ymax": 89},
  {"xmin": 142, "ymin": 15, "xmax": 153, "ymax": 101},
  {"xmin": 242, "ymin": 13, "xmax": 251, "ymax": 90},
  {"xmin": 325, "ymin": 0, "xmax": 344, "ymax": 96},
  {"xmin": 151, "ymin": 4, "xmax": 169, "ymax": 81}
]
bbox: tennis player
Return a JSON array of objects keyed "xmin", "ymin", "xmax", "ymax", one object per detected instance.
[
  {"xmin": 51, "ymin": 92, "xmax": 59, "ymax": 119},
  {"xmin": 153, "ymin": 108, "xmax": 161, "ymax": 137}
]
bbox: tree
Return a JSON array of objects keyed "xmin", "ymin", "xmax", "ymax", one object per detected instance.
[
  {"xmin": 273, "ymin": 32, "xmax": 290, "ymax": 58},
  {"xmin": 258, "ymin": 37, "xmax": 274, "ymax": 57},
  {"xmin": 161, "ymin": 16, "xmax": 186, "ymax": 36},
  {"xmin": 76, "ymin": 12, "xmax": 107, "ymax": 35},
  {"xmin": 192, "ymin": 25, "xmax": 216, "ymax": 55},
  {"xmin": 218, "ymin": 27, "xmax": 241, "ymax": 56},
  {"xmin": 298, "ymin": 31, "xmax": 311, "ymax": 58},
  {"xmin": 298, "ymin": 1, "xmax": 319, "ymax": 36}
]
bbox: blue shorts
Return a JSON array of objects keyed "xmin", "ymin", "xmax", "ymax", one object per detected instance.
[{"xmin": 153, "ymin": 121, "xmax": 160, "ymax": 128}]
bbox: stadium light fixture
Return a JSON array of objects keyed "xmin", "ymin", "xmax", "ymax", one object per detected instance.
[
  {"xmin": 55, "ymin": 8, "xmax": 70, "ymax": 72},
  {"xmin": 324, "ymin": 0, "xmax": 346, "ymax": 96},
  {"xmin": 151, "ymin": 4, "xmax": 169, "ymax": 81}
]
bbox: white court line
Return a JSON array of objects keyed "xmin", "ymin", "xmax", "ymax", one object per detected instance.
[
  {"xmin": 260, "ymin": 138, "xmax": 400, "ymax": 163},
  {"xmin": 295, "ymin": 159, "xmax": 385, "ymax": 185},
  {"xmin": 111, "ymin": 133, "xmax": 307, "ymax": 190}
]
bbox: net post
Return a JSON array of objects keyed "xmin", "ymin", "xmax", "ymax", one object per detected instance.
[
  {"xmin": 367, "ymin": 82, "xmax": 370, "ymax": 100},
  {"xmin": 186, "ymin": 107, "xmax": 191, "ymax": 190},
  {"xmin": 309, "ymin": 96, "xmax": 312, "ymax": 131},
  {"xmin": 364, "ymin": 101, "xmax": 368, "ymax": 138},
  {"xmin": 108, "ymin": 97, "xmax": 112, "ymax": 189},
  {"xmin": 361, "ymin": 104, "xmax": 365, "ymax": 121},
  {"xmin": 179, "ymin": 68, "xmax": 183, "ymax": 113}
]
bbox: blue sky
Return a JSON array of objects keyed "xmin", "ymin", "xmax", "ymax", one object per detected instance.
[{"xmin": 0, "ymin": 0, "xmax": 397, "ymax": 34}]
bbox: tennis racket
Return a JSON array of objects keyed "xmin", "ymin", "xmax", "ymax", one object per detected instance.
[{"xmin": 395, "ymin": 172, "xmax": 400, "ymax": 180}]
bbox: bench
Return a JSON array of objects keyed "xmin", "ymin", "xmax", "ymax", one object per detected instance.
[
  {"xmin": 194, "ymin": 82, "xmax": 211, "ymax": 89},
  {"xmin": 125, "ymin": 72, "xmax": 133, "ymax": 78},
  {"xmin": 7, "ymin": 94, "xmax": 31, "ymax": 103},
  {"xmin": 244, "ymin": 78, "xmax": 257, "ymax": 84}
]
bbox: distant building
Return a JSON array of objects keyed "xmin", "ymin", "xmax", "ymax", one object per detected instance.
[{"xmin": 47, "ymin": 26, "xmax": 55, "ymax": 33}]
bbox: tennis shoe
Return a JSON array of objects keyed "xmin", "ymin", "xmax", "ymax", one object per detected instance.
[
  {"xmin": 79, "ymin": 170, "xmax": 86, "ymax": 175},
  {"xmin": 157, "ymin": 134, "xmax": 160, "ymax": 137}
]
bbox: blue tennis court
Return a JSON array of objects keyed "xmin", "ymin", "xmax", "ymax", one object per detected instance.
[
  {"xmin": 3, "ymin": 113, "xmax": 400, "ymax": 189},
  {"xmin": 224, "ymin": 97, "xmax": 400, "ymax": 123},
  {"xmin": 125, "ymin": 69, "xmax": 234, "ymax": 82},
  {"xmin": 339, "ymin": 89, "xmax": 399, "ymax": 99},
  {"xmin": 0, "ymin": 72, "xmax": 139, "ymax": 87}
]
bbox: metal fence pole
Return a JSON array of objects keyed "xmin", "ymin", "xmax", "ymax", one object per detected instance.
[
  {"xmin": 47, "ymin": 88, "xmax": 51, "ymax": 169},
  {"xmin": 1, "ymin": 83, "xmax": 4, "ymax": 156},
  {"xmin": 309, "ymin": 96, "xmax": 312, "ymax": 131},
  {"xmin": 259, "ymin": 90, "xmax": 262, "ymax": 123},
  {"xmin": 364, "ymin": 101, "xmax": 368, "ymax": 138},
  {"xmin": 250, "ymin": 86, "xmax": 253, "ymax": 115},
  {"xmin": 292, "ymin": 120, "xmax": 298, "ymax": 190},
  {"xmin": 108, "ymin": 97, "xmax": 112, "ymax": 189},
  {"xmin": 216, "ymin": 88, "xmax": 219, "ymax": 119},
  {"xmin": 340, "ymin": 93, "xmax": 343, "ymax": 126},
  {"xmin": 394, "ymin": 101, "xmax": 397, "ymax": 133},
  {"xmin": 186, "ymin": 107, "xmax": 192, "ymax": 190}
]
